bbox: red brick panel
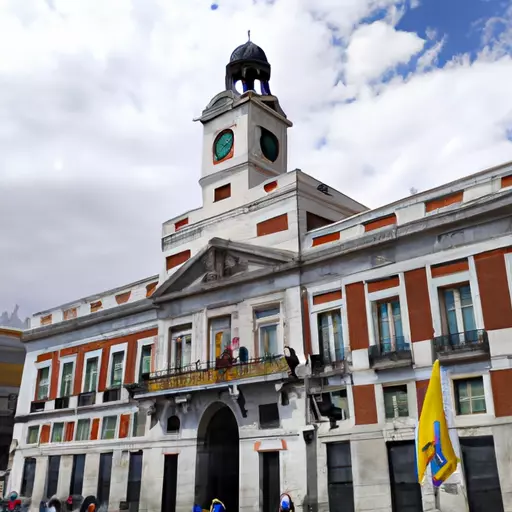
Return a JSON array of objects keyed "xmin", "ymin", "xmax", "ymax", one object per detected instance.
[
  {"xmin": 214, "ymin": 183, "xmax": 231, "ymax": 202},
  {"xmin": 404, "ymin": 268, "xmax": 435, "ymax": 342},
  {"xmin": 98, "ymin": 346, "xmax": 111, "ymax": 392},
  {"xmin": 416, "ymin": 380, "xmax": 430, "ymax": 415},
  {"xmin": 115, "ymin": 292, "xmax": 131, "ymax": 305},
  {"xmin": 491, "ymin": 369, "xmax": 512, "ymax": 417},
  {"xmin": 146, "ymin": 282, "xmax": 158, "ymax": 297},
  {"xmin": 431, "ymin": 259, "xmax": 469, "ymax": 278},
  {"xmin": 501, "ymin": 175, "xmax": 512, "ymax": 188},
  {"xmin": 345, "ymin": 282, "xmax": 369, "ymax": 350},
  {"xmin": 364, "ymin": 214, "xmax": 396, "ymax": 232},
  {"xmin": 73, "ymin": 350, "xmax": 85, "ymax": 396},
  {"xmin": 256, "ymin": 214, "xmax": 289, "ymax": 237},
  {"xmin": 166, "ymin": 250, "xmax": 191, "ymax": 271},
  {"xmin": 119, "ymin": 414, "xmax": 131, "ymax": 439},
  {"xmin": 312, "ymin": 231, "xmax": 340, "ymax": 247},
  {"xmin": 353, "ymin": 385, "xmax": 378, "ymax": 425},
  {"xmin": 90, "ymin": 418, "xmax": 100, "ymax": 440},
  {"xmin": 65, "ymin": 422, "xmax": 75, "ymax": 442},
  {"xmin": 312, "ymin": 290, "xmax": 342, "ymax": 306},
  {"xmin": 36, "ymin": 352, "xmax": 54, "ymax": 363},
  {"xmin": 425, "ymin": 191, "xmax": 463, "ymax": 212},
  {"xmin": 174, "ymin": 217, "xmax": 189, "ymax": 230},
  {"xmin": 49, "ymin": 352, "xmax": 60, "ymax": 400},
  {"xmin": 124, "ymin": 337, "xmax": 138, "ymax": 384},
  {"xmin": 367, "ymin": 276, "xmax": 399, "ymax": 293},
  {"xmin": 264, "ymin": 181, "xmax": 278, "ymax": 193},
  {"xmin": 475, "ymin": 250, "xmax": 512, "ymax": 330},
  {"xmin": 40, "ymin": 424, "xmax": 51, "ymax": 444}
]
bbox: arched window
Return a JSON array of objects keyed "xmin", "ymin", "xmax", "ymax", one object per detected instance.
[{"xmin": 166, "ymin": 415, "xmax": 180, "ymax": 434}]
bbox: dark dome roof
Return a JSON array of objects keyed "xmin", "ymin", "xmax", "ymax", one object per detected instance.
[{"xmin": 230, "ymin": 41, "xmax": 268, "ymax": 63}]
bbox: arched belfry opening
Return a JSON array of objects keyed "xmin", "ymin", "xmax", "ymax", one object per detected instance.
[{"xmin": 195, "ymin": 402, "xmax": 240, "ymax": 512}]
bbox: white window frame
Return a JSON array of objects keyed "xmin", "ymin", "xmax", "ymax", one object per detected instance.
[
  {"xmin": 57, "ymin": 355, "xmax": 77, "ymax": 398},
  {"xmin": 382, "ymin": 384, "xmax": 410, "ymax": 420},
  {"xmin": 316, "ymin": 308, "xmax": 344, "ymax": 362},
  {"xmin": 254, "ymin": 304, "xmax": 282, "ymax": 358},
  {"xmin": 135, "ymin": 336, "xmax": 156, "ymax": 380},
  {"xmin": 82, "ymin": 349, "xmax": 102, "ymax": 393},
  {"xmin": 101, "ymin": 415, "xmax": 118, "ymax": 440},
  {"xmin": 107, "ymin": 343, "xmax": 127, "ymax": 389},
  {"xmin": 75, "ymin": 418, "xmax": 91, "ymax": 442},
  {"xmin": 51, "ymin": 422, "xmax": 65, "ymax": 443},
  {"xmin": 170, "ymin": 329, "xmax": 193, "ymax": 369},
  {"xmin": 34, "ymin": 359, "xmax": 52, "ymax": 401},
  {"xmin": 372, "ymin": 298, "xmax": 403, "ymax": 346},
  {"xmin": 440, "ymin": 285, "xmax": 476, "ymax": 335},
  {"xmin": 26, "ymin": 425, "xmax": 40, "ymax": 445}
]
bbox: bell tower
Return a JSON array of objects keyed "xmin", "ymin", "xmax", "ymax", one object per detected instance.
[{"xmin": 195, "ymin": 37, "xmax": 292, "ymax": 211}]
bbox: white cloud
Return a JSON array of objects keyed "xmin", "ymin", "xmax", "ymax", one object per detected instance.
[
  {"xmin": 344, "ymin": 21, "xmax": 425, "ymax": 84},
  {"xmin": 0, "ymin": 0, "xmax": 511, "ymax": 317}
]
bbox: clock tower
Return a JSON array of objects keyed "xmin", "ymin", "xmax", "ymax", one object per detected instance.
[{"xmin": 195, "ymin": 38, "xmax": 292, "ymax": 212}]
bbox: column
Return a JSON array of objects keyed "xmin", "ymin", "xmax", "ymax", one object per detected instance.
[
  {"xmin": 109, "ymin": 450, "xmax": 130, "ymax": 511},
  {"xmin": 56, "ymin": 455, "xmax": 73, "ymax": 499},
  {"xmin": 82, "ymin": 453, "xmax": 100, "ymax": 497}
]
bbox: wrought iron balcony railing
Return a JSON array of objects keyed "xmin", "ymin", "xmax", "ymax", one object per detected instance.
[
  {"xmin": 144, "ymin": 355, "xmax": 289, "ymax": 394},
  {"xmin": 368, "ymin": 336, "xmax": 412, "ymax": 366},
  {"xmin": 433, "ymin": 329, "xmax": 489, "ymax": 354}
]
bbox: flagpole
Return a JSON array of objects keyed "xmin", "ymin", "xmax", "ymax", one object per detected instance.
[{"xmin": 434, "ymin": 486, "xmax": 440, "ymax": 510}]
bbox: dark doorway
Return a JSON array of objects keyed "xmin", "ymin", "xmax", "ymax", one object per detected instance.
[
  {"xmin": 97, "ymin": 453, "xmax": 113, "ymax": 509},
  {"xmin": 127, "ymin": 451, "xmax": 143, "ymax": 512},
  {"xmin": 21, "ymin": 458, "xmax": 36, "ymax": 497},
  {"xmin": 387, "ymin": 442, "xmax": 423, "ymax": 511},
  {"xmin": 195, "ymin": 404, "xmax": 239, "ymax": 512},
  {"xmin": 260, "ymin": 452, "xmax": 280, "ymax": 512},
  {"xmin": 326, "ymin": 442, "xmax": 354, "ymax": 512},
  {"xmin": 161, "ymin": 455, "xmax": 178, "ymax": 512},
  {"xmin": 70, "ymin": 455, "xmax": 86, "ymax": 496},
  {"xmin": 460, "ymin": 436, "xmax": 504, "ymax": 512},
  {"xmin": 46, "ymin": 456, "xmax": 61, "ymax": 499}
]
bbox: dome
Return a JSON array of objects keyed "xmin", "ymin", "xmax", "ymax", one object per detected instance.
[{"xmin": 229, "ymin": 41, "xmax": 268, "ymax": 63}]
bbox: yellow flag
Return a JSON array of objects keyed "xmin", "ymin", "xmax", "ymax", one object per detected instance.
[{"xmin": 416, "ymin": 360, "xmax": 458, "ymax": 486}]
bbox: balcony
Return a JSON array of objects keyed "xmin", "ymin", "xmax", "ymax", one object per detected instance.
[
  {"xmin": 142, "ymin": 355, "xmax": 290, "ymax": 395},
  {"xmin": 77, "ymin": 391, "xmax": 96, "ymax": 407},
  {"xmin": 30, "ymin": 400, "xmax": 46, "ymax": 413},
  {"xmin": 54, "ymin": 396, "xmax": 70, "ymax": 410},
  {"xmin": 433, "ymin": 329, "xmax": 489, "ymax": 364},
  {"xmin": 369, "ymin": 337, "xmax": 413, "ymax": 370},
  {"xmin": 103, "ymin": 387, "xmax": 121, "ymax": 403},
  {"xmin": 310, "ymin": 348, "xmax": 347, "ymax": 376}
]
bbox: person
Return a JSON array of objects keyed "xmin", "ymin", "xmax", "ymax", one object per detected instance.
[
  {"xmin": 279, "ymin": 493, "xmax": 295, "ymax": 512},
  {"xmin": 209, "ymin": 499, "xmax": 226, "ymax": 512}
]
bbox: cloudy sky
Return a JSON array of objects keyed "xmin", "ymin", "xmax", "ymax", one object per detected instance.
[{"xmin": 1, "ymin": 0, "xmax": 512, "ymax": 319}]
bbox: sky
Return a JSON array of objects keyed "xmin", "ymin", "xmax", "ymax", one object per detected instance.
[{"xmin": 1, "ymin": 0, "xmax": 512, "ymax": 320}]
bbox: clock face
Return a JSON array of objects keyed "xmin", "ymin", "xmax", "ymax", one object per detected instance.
[
  {"xmin": 214, "ymin": 129, "xmax": 234, "ymax": 162},
  {"xmin": 260, "ymin": 128, "xmax": 279, "ymax": 162}
]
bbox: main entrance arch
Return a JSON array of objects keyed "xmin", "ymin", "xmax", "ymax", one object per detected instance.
[{"xmin": 195, "ymin": 403, "xmax": 239, "ymax": 512}]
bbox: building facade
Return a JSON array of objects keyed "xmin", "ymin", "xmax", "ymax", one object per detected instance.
[
  {"xmin": 8, "ymin": 40, "xmax": 512, "ymax": 512},
  {"xmin": 0, "ymin": 326, "xmax": 25, "ymax": 497}
]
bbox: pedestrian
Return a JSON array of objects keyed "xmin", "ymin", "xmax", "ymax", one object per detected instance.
[
  {"xmin": 209, "ymin": 499, "xmax": 226, "ymax": 512},
  {"xmin": 279, "ymin": 493, "xmax": 295, "ymax": 512}
]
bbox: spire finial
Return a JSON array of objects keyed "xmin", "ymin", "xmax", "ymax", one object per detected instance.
[{"xmin": 248, "ymin": 30, "xmax": 251, "ymax": 42}]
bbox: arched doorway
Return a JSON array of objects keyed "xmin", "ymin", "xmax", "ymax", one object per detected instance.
[{"xmin": 195, "ymin": 403, "xmax": 239, "ymax": 512}]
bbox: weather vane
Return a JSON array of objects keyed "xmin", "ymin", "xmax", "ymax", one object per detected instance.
[{"xmin": 248, "ymin": 30, "xmax": 251, "ymax": 41}]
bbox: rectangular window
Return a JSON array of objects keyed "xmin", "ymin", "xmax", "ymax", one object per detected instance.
[
  {"xmin": 46, "ymin": 455, "xmax": 60, "ymax": 499},
  {"xmin": 318, "ymin": 309, "xmax": 344, "ymax": 363},
  {"xmin": 97, "ymin": 453, "xmax": 113, "ymax": 509},
  {"xmin": 331, "ymin": 389, "xmax": 350, "ymax": 420},
  {"xmin": 101, "ymin": 416, "xmax": 117, "ymax": 440},
  {"xmin": 37, "ymin": 367, "xmax": 50, "ymax": 400},
  {"xmin": 259, "ymin": 403, "xmax": 280, "ymax": 429},
  {"xmin": 376, "ymin": 299, "xmax": 404, "ymax": 352},
  {"xmin": 26, "ymin": 426, "xmax": 39, "ymax": 445},
  {"xmin": 383, "ymin": 385, "xmax": 409, "ymax": 419},
  {"xmin": 110, "ymin": 351, "xmax": 125, "ymax": 388},
  {"xmin": 255, "ymin": 306, "xmax": 280, "ymax": 357},
  {"xmin": 214, "ymin": 183, "xmax": 231, "ymax": 202},
  {"xmin": 127, "ymin": 451, "xmax": 143, "ymax": 512},
  {"xmin": 21, "ymin": 458, "xmax": 37, "ymax": 497},
  {"xmin": 442, "ymin": 284, "xmax": 477, "ymax": 341},
  {"xmin": 51, "ymin": 423, "xmax": 64, "ymax": 443},
  {"xmin": 210, "ymin": 317, "xmax": 231, "ymax": 360},
  {"xmin": 455, "ymin": 377, "xmax": 486, "ymax": 415},
  {"xmin": 327, "ymin": 442, "xmax": 354, "ymax": 512},
  {"xmin": 174, "ymin": 334, "xmax": 192, "ymax": 369},
  {"xmin": 84, "ymin": 357, "xmax": 99, "ymax": 392},
  {"xmin": 260, "ymin": 452, "xmax": 280, "ymax": 512},
  {"xmin": 76, "ymin": 419, "xmax": 91, "ymax": 441},
  {"xmin": 132, "ymin": 412, "xmax": 140, "ymax": 437},
  {"xmin": 70, "ymin": 454, "xmax": 86, "ymax": 496},
  {"xmin": 60, "ymin": 361, "xmax": 74, "ymax": 397},
  {"xmin": 139, "ymin": 345, "xmax": 152, "ymax": 381}
]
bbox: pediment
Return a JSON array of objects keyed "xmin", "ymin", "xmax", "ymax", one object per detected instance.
[{"xmin": 154, "ymin": 238, "xmax": 296, "ymax": 299}]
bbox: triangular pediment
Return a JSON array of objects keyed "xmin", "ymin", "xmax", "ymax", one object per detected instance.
[{"xmin": 153, "ymin": 238, "xmax": 296, "ymax": 300}]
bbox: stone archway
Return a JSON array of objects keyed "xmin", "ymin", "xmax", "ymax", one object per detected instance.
[{"xmin": 195, "ymin": 402, "xmax": 239, "ymax": 512}]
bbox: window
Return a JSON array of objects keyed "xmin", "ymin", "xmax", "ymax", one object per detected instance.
[
  {"xmin": 36, "ymin": 367, "xmax": 50, "ymax": 400},
  {"xmin": 331, "ymin": 389, "xmax": 350, "ymax": 420},
  {"xmin": 101, "ymin": 416, "xmax": 117, "ymax": 440},
  {"xmin": 166, "ymin": 416, "xmax": 180, "ymax": 434},
  {"xmin": 255, "ymin": 306, "xmax": 280, "ymax": 358},
  {"xmin": 375, "ymin": 299, "xmax": 404, "ymax": 352},
  {"xmin": 383, "ymin": 385, "xmax": 409, "ymax": 419},
  {"xmin": 51, "ymin": 423, "xmax": 64, "ymax": 443},
  {"xmin": 210, "ymin": 316, "xmax": 232, "ymax": 360},
  {"xmin": 70, "ymin": 454, "xmax": 86, "ymax": 496},
  {"xmin": 46, "ymin": 455, "xmax": 60, "ymax": 498},
  {"xmin": 84, "ymin": 356, "xmax": 99, "ymax": 392},
  {"xmin": 442, "ymin": 284, "xmax": 477, "ymax": 339},
  {"xmin": 109, "ymin": 351, "xmax": 125, "ymax": 388},
  {"xmin": 139, "ymin": 345, "xmax": 152, "ymax": 381},
  {"xmin": 26, "ymin": 426, "xmax": 39, "ymax": 445},
  {"xmin": 21, "ymin": 458, "xmax": 37, "ymax": 497},
  {"xmin": 259, "ymin": 403, "xmax": 280, "ymax": 429},
  {"xmin": 455, "ymin": 377, "xmax": 486, "ymax": 415},
  {"xmin": 132, "ymin": 412, "xmax": 140, "ymax": 437},
  {"xmin": 76, "ymin": 419, "xmax": 91, "ymax": 441},
  {"xmin": 318, "ymin": 310, "xmax": 344, "ymax": 363},
  {"xmin": 214, "ymin": 183, "xmax": 231, "ymax": 202},
  {"xmin": 174, "ymin": 334, "xmax": 192, "ymax": 369},
  {"xmin": 60, "ymin": 361, "xmax": 74, "ymax": 397}
]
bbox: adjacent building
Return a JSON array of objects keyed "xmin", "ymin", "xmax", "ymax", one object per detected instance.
[{"xmin": 8, "ymin": 40, "xmax": 512, "ymax": 512}]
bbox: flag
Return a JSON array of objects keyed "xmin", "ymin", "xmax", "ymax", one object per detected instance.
[{"xmin": 416, "ymin": 359, "xmax": 458, "ymax": 486}]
